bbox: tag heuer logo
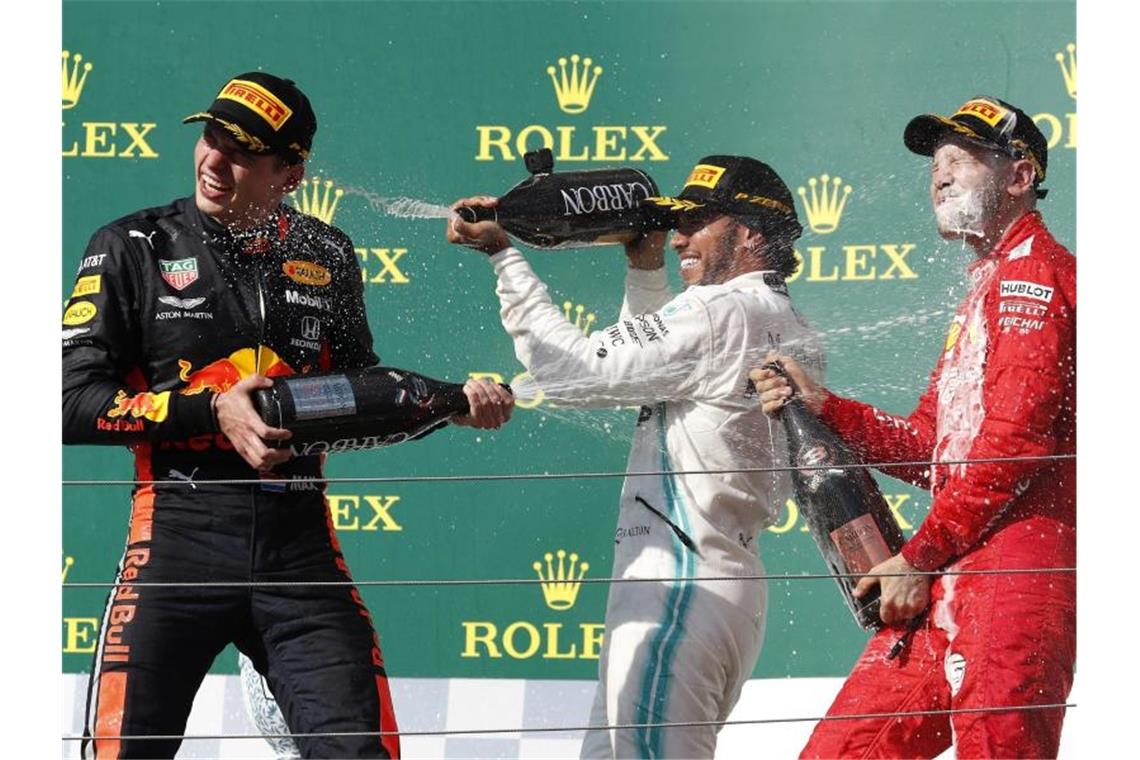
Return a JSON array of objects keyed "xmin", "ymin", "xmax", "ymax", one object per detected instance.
[{"xmin": 159, "ymin": 258, "xmax": 199, "ymax": 291}]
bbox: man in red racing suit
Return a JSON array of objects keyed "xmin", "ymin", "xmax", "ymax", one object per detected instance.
[{"xmin": 752, "ymin": 96, "xmax": 1075, "ymax": 758}]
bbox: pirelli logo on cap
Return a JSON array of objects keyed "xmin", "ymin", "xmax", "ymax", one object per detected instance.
[
  {"xmin": 999, "ymin": 279, "xmax": 1054, "ymax": 303},
  {"xmin": 684, "ymin": 164, "xmax": 726, "ymax": 190},
  {"xmin": 218, "ymin": 79, "xmax": 293, "ymax": 131},
  {"xmin": 954, "ymin": 99, "xmax": 1009, "ymax": 127}
]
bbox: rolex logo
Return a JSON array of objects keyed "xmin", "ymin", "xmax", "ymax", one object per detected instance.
[
  {"xmin": 61, "ymin": 50, "xmax": 92, "ymax": 109},
  {"xmin": 798, "ymin": 174, "xmax": 852, "ymax": 234},
  {"xmin": 62, "ymin": 555, "xmax": 75, "ymax": 583},
  {"xmin": 563, "ymin": 301, "xmax": 597, "ymax": 335},
  {"xmin": 1055, "ymin": 42, "xmax": 1076, "ymax": 100},
  {"xmin": 533, "ymin": 549, "xmax": 589, "ymax": 611},
  {"xmin": 291, "ymin": 177, "xmax": 344, "ymax": 225},
  {"xmin": 547, "ymin": 54, "xmax": 603, "ymax": 115}
]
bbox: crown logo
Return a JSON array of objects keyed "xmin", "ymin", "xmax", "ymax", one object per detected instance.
[
  {"xmin": 62, "ymin": 555, "xmax": 75, "ymax": 583},
  {"xmin": 547, "ymin": 54, "xmax": 603, "ymax": 115},
  {"xmin": 1055, "ymin": 42, "xmax": 1076, "ymax": 100},
  {"xmin": 61, "ymin": 51, "xmax": 93, "ymax": 110},
  {"xmin": 290, "ymin": 178, "xmax": 344, "ymax": 225},
  {"xmin": 533, "ymin": 549, "xmax": 589, "ymax": 611},
  {"xmin": 798, "ymin": 174, "xmax": 852, "ymax": 234},
  {"xmin": 563, "ymin": 301, "xmax": 597, "ymax": 335}
]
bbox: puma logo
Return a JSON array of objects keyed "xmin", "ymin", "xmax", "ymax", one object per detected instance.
[{"xmin": 129, "ymin": 229, "xmax": 159, "ymax": 250}]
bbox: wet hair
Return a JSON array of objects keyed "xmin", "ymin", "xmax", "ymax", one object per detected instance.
[{"xmin": 738, "ymin": 215, "xmax": 800, "ymax": 279}]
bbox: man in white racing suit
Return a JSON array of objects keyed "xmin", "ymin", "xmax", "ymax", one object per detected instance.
[{"xmin": 448, "ymin": 155, "xmax": 823, "ymax": 759}]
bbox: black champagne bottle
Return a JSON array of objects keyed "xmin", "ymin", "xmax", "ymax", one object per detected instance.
[
  {"xmin": 455, "ymin": 148, "xmax": 660, "ymax": 249},
  {"xmin": 254, "ymin": 366, "xmax": 490, "ymax": 456},
  {"xmin": 765, "ymin": 362, "xmax": 905, "ymax": 629}
]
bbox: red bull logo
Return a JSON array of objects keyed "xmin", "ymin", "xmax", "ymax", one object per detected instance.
[
  {"xmin": 178, "ymin": 346, "xmax": 294, "ymax": 396},
  {"xmin": 106, "ymin": 390, "xmax": 171, "ymax": 422}
]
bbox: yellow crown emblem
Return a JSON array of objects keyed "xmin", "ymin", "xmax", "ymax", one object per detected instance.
[
  {"xmin": 290, "ymin": 178, "xmax": 344, "ymax": 225},
  {"xmin": 1055, "ymin": 42, "xmax": 1076, "ymax": 100},
  {"xmin": 547, "ymin": 54, "xmax": 603, "ymax": 115},
  {"xmin": 61, "ymin": 50, "xmax": 93, "ymax": 110},
  {"xmin": 798, "ymin": 174, "xmax": 852, "ymax": 234},
  {"xmin": 533, "ymin": 549, "xmax": 589, "ymax": 611},
  {"xmin": 563, "ymin": 301, "xmax": 597, "ymax": 335},
  {"xmin": 62, "ymin": 555, "xmax": 75, "ymax": 583}
]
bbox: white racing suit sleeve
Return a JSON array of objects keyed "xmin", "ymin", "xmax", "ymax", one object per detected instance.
[
  {"xmin": 489, "ymin": 247, "xmax": 723, "ymax": 408},
  {"xmin": 620, "ymin": 264, "xmax": 674, "ymax": 319}
]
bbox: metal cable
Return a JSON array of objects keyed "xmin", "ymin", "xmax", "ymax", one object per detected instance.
[
  {"xmin": 62, "ymin": 566, "xmax": 1075, "ymax": 590},
  {"xmin": 61, "ymin": 452, "xmax": 1075, "ymax": 488},
  {"xmin": 60, "ymin": 701, "xmax": 1075, "ymax": 742}
]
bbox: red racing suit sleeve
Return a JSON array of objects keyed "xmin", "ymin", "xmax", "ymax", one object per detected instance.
[
  {"xmin": 818, "ymin": 365, "xmax": 941, "ymax": 489},
  {"xmin": 901, "ymin": 255, "xmax": 1076, "ymax": 571},
  {"xmin": 62, "ymin": 226, "xmax": 217, "ymax": 444}
]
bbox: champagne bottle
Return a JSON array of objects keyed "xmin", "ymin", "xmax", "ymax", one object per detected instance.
[
  {"xmin": 764, "ymin": 362, "xmax": 905, "ymax": 630},
  {"xmin": 254, "ymin": 366, "xmax": 497, "ymax": 456},
  {"xmin": 455, "ymin": 148, "xmax": 661, "ymax": 249}
]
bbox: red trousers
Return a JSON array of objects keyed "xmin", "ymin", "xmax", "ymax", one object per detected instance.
[{"xmin": 802, "ymin": 520, "xmax": 1075, "ymax": 759}]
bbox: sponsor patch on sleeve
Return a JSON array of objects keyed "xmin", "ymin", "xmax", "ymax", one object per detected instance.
[
  {"xmin": 71, "ymin": 275, "xmax": 102, "ymax": 299},
  {"xmin": 63, "ymin": 300, "xmax": 98, "ymax": 326}
]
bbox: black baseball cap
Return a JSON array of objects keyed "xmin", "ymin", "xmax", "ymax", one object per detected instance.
[
  {"xmin": 904, "ymin": 96, "xmax": 1048, "ymax": 199},
  {"xmin": 642, "ymin": 155, "xmax": 803, "ymax": 242},
  {"xmin": 183, "ymin": 72, "xmax": 316, "ymax": 163}
]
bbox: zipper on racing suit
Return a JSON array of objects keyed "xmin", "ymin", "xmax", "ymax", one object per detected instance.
[{"xmin": 635, "ymin": 495, "xmax": 699, "ymax": 555}]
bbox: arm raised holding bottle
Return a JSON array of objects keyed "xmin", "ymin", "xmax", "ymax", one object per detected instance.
[{"xmin": 446, "ymin": 156, "xmax": 827, "ymax": 760}]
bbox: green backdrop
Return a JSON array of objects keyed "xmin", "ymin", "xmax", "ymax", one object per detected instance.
[{"xmin": 62, "ymin": 0, "xmax": 1076, "ymax": 679}]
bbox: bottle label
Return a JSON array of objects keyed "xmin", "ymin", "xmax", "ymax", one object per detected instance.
[
  {"xmin": 829, "ymin": 514, "xmax": 893, "ymax": 575},
  {"xmin": 288, "ymin": 375, "xmax": 358, "ymax": 421},
  {"xmin": 559, "ymin": 181, "xmax": 654, "ymax": 217},
  {"xmin": 796, "ymin": 442, "xmax": 834, "ymax": 475}
]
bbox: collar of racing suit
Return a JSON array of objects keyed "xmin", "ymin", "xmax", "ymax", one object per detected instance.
[
  {"xmin": 976, "ymin": 210, "xmax": 1045, "ymax": 266},
  {"xmin": 186, "ymin": 198, "xmax": 290, "ymax": 256}
]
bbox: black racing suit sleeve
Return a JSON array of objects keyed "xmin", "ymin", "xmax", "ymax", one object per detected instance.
[
  {"xmin": 324, "ymin": 229, "xmax": 448, "ymax": 442},
  {"xmin": 62, "ymin": 226, "xmax": 217, "ymax": 444},
  {"xmin": 326, "ymin": 230, "xmax": 380, "ymax": 372}
]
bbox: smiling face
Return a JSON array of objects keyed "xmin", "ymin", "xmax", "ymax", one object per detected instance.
[
  {"xmin": 193, "ymin": 123, "xmax": 303, "ymax": 230},
  {"xmin": 670, "ymin": 211, "xmax": 751, "ymax": 287}
]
